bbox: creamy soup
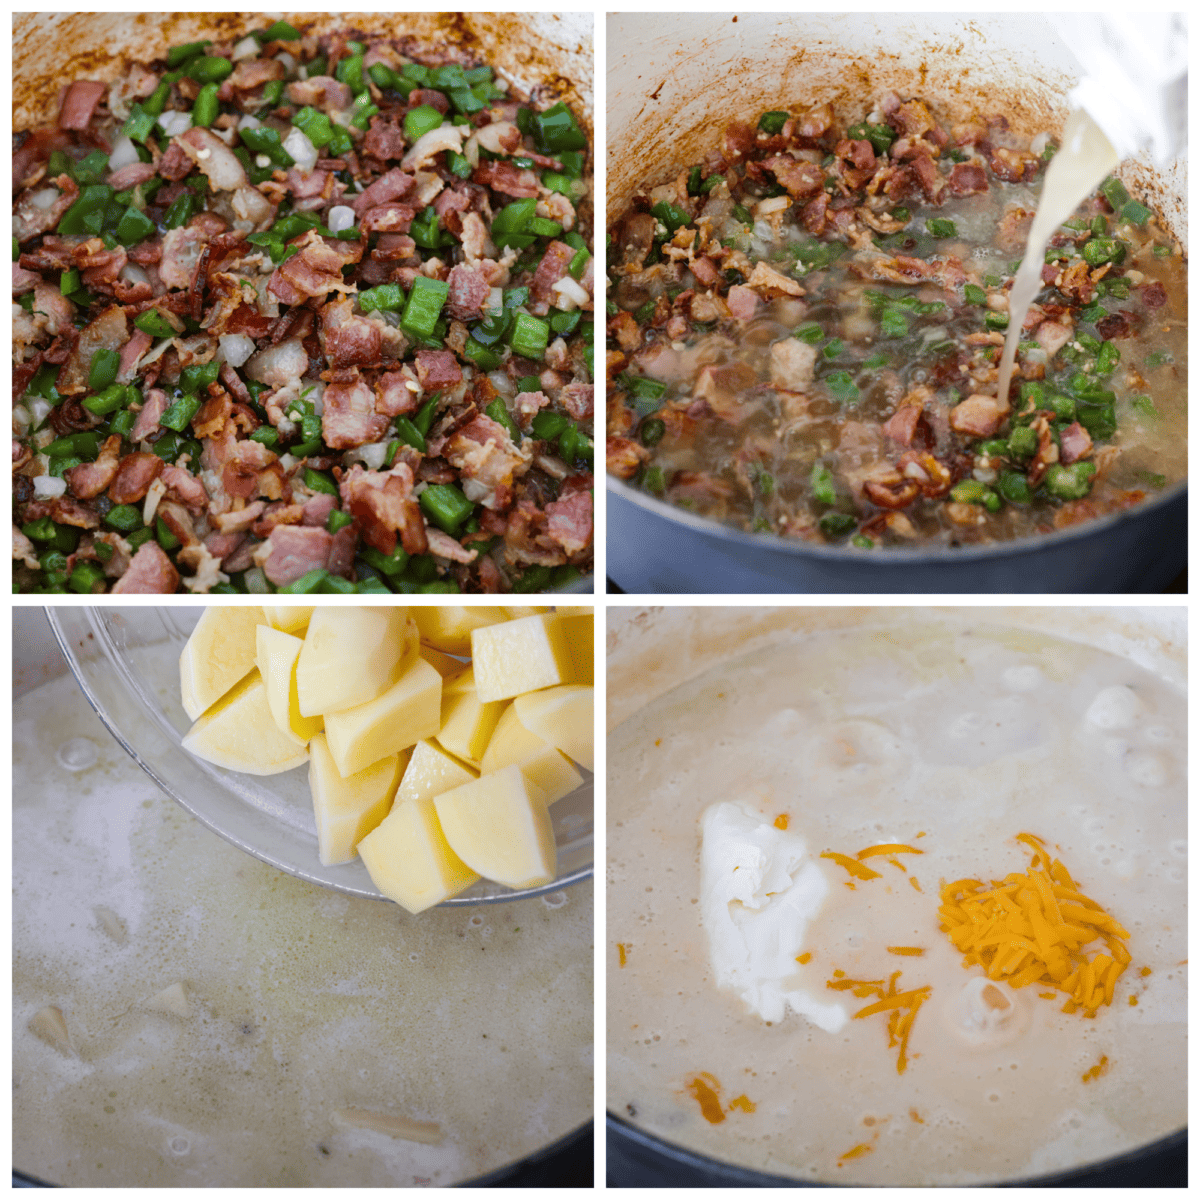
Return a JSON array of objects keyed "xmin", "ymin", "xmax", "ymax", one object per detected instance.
[
  {"xmin": 13, "ymin": 667, "xmax": 592, "ymax": 1186},
  {"xmin": 608, "ymin": 619, "xmax": 1185, "ymax": 1185}
]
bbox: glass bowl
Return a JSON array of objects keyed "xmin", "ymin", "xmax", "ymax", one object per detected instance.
[{"xmin": 46, "ymin": 606, "xmax": 592, "ymax": 905}]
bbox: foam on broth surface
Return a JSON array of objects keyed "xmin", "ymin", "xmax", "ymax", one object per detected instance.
[
  {"xmin": 607, "ymin": 621, "xmax": 1184, "ymax": 1184},
  {"xmin": 13, "ymin": 671, "xmax": 592, "ymax": 1187}
]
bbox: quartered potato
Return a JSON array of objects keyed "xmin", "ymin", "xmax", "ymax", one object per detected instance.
[{"xmin": 179, "ymin": 605, "xmax": 267, "ymax": 720}]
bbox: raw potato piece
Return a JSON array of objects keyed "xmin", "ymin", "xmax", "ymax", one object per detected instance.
[
  {"xmin": 436, "ymin": 667, "xmax": 506, "ymax": 766},
  {"xmin": 556, "ymin": 613, "xmax": 594, "ymax": 686},
  {"xmin": 309, "ymin": 733, "xmax": 403, "ymax": 865},
  {"xmin": 434, "ymin": 764, "xmax": 557, "ymax": 888},
  {"xmin": 296, "ymin": 607, "xmax": 412, "ymax": 718},
  {"xmin": 332, "ymin": 1107, "xmax": 443, "ymax": 1145},
  {"xmin": 501, "ymin": 605, "xmax": 552, "ymax": 619},
  {"xmin": 413, "ymin": 606, "xmax": 511, "ymax": 655},
  {"xmin": 397, "ymin": 739, "xmax": 479, "ymax": 806},
  {"xmin": 358, "ymin": 795, "xmax": 479, "ymax": 913},
  {"xmin": 323, "ymin": 656, "xmax": 442, "ymax": 777},
  {"xmin": 470, "ymin": 614, "xmax": 577, "ymax": 702},
  {"xmin": 28, "ymin": 1005, "xmax": 73, "ymax": 1055},
  {"xmin": 257, "ymin": 626, "xmax": 324, "ymax": 746},
  {"xmin": 554, "ymin": 606, "xmax": 592, "ymax": 616},
  {"xmin": 145, "ymin": 982, "xmax": 190, "ymax": 1018},
  {"xmin": 179, "ymin": 606, "xmax": 267, "ymax": 720},
  {"xmin": 514, "ymin": 685, "xmax": 594, "ymax": 770},
  {"xmin": 262, "ymin": 604, "xmax": 315, "ymax": 633},
  {"xmin": 419, "ymin": 644, "xmax": 468, "ymax": 679},
  {"xmin": 481, "ymin": 705, "xmax": 583, "ymax": 805},
  {"xmin": 182, "ymin": 670, "xmax": 310, "ymax": 775}
]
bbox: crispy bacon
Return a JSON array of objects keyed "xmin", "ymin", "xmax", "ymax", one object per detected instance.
[
  {"xmin": 108, "ymin": 452, "xmax": 165, "ymax": 504},
  {"xmin": 445, "ymin": 263, "xmax": 490, "ymax": 321},
  {"xmin": 322, "ymin": 371, "xmax": 390, "ymax": 449},
  {"xmin": 339, "ymin": 461, "xmax": 427, "ymax": 556},
  {"xmin": 268, "ymin": 229, "xmax": 361, "ymax": 303},
  {"xmin": 59, "ymin": 80, "xmax": 107, "ymax": 130},
  {"xmin": 64, "ymin": 434, "xmax": 122, "ymax": 499},
  {"xmin": 261, "ymin": 525, "xmax": 334, "ymax": 586},
  {"xmin": 111, "ymin": 540, "xmax": 179, "ymax": 593}
]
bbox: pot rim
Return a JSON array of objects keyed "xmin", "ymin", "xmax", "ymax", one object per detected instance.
[
  {"xmin": 608, "ymin": 475, "xmax": 1187, "ymax": 567},
  {"xmin": 606, "ymin": 1111, "xmax": 1186, "ymax": 1187}
]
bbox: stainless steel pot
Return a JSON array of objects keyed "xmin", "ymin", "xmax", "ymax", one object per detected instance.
[{"xmin": 607, "ymin": 13, "xmax": 1187, "ymax": 594}]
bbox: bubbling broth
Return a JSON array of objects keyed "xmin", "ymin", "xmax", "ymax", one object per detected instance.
[{"xmin": 607, "ymin": 622, "xmax": 1185, "ymax": 1185}]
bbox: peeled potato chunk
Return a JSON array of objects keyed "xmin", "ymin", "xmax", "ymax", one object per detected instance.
[
  {"xmin": 29, "ymin": 1005, "xmax": 73, "ymax": 1055},
  {"xmin": 436, "ymin": 667, "xmax": 507, "ymax": 766},
  {"xmin": 180, "ymin": 606, "xmax": 267, "ymax": 720},
  {"xmin": 500, "ymin": 605, "xmax": 552, "ymax": 619},
  {"xmin": 554, "ymin": 606, "xmax": 592, "ymax": 616},
  {"xmin": 413, "ymin": 606, "xmax": 511, "ymax": 655},
  {"xmin": 309, "ymin": 733, "xmax": 403, "ymax": 865},
  {"xmin": 397, "ymin": 739, "xmax": 479, "ymax": 806},
  {"xmin": 323, "ymin": 655, "xmax": 442, "ymax": 778},
  {"xmin": 145, "ymin": 982, "xmax": 190, "ymax": 1019},
  {"xmin": 481, "ymin": 704, "xmax": 583, "ymax": 805},
  {"xmin": 513, "ymin": 685, "xmax": 593, "ymax": 770},
  {"xmin": 419, "ymin": 644, "xmax": 468, "ymax": 679},
  {"xmin": 556, "ymin": 613, "xmax": 594, "ymax": 686},
  {"xmin": 296, "ymin": 607, "xmax": 411, "ymax": 718},
  {"xmin": 261, "ymin": 604, "xmax": 315, "ymax": 634},
  {"xmin": 433, "ymin": 764, "xmax": 557, "ymax": 888},
  {"xmin": 358, "ymin": 796, "xmax": 479, "ymax": 914},
  {"xmin": 182, "ymin": 669, "xmax": 310, "ymax": 775},
  {"xmin": 257, "ymin": 625, "xmax": 323, "ymax": 747},
  {"xmin": 470, "ymin": 614, "xmax": 577, "ymax": 703}
]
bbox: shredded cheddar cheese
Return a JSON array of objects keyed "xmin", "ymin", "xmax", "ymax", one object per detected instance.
[
  {"xmin": 838, "ymin": 1142, "xmax": 873, "ymax": 1164},
  {"xmin": 1081, "ymin": 1055, "xmax": 1110, "ymax": 1083},
  {"xmin": 821, "ymin": 851, "xmax": 881, "ymax": 880},
  {"xmin": 795, "ymin": 952, "xmax": 812, "ymax": 965},
  {"xmin": 909, "ymin": 876, "xmax": 923, "ymax": 893},
  {"xmin": 684, "ymin": 1073, "xmax": 726, "ymax": 1124},
  {"xmin": 938, "ymin": 832, "xmax": 1132, "ymax": 1017},
  {"xmin": 774, "ymin": 814, "xmax": 789, "ymax": 830},
  {"xmin": 887, "ymin": 946, "xmax": 925, "ymax": 956},
  {"xmin": 727, "ymin": 1094, "xmax": 756, "ymax": 1113},
  {"xmin": 827, "ymin": 970, "xmax": 930, "ymax": 1074},
  {"xmin": 617, "ymin": 943, "xmax": 627, "ymax": 967},
  {"xmin": 856, "ymin": 843, "xmax": 925, "ymax": 860}
]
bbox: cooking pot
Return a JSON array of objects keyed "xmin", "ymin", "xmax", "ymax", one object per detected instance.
[
  {"xmin": 14, "ymin": 9, "xmax": 596, "ymax": 594},
  {"xmin": 605, "ymin": 604, "xmax": 1187, "ymax": 1185},
  {"xmin": 606, "ymin": 13, "xmax": 1187, "ymax": 594}
]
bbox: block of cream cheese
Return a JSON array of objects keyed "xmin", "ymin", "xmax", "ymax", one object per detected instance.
[
  {"xmin": 412, "ymin": 606, "xmax": 510, "ymax": 655},
  {"xmin": 261, "ymin": 604, "xmax": 315, "ymax": 634},
  {"xmin": 182, "ymin": 669, "xmax": 310, "ymax": 775},
  {"xmin": 433, "ymin": 764, "xmax": 557, "ymax": 888},
  {"xmin": 323, "ymin": 655, "xmax": 442, "ymax": 778},
  {"xmin": 256, "ymin": 625, "xmax": 323, "ymax": 747},
  {"xmin": 481, "ymin": 705, "xmax": 583, "ymax": 805},
  {"xmin": 513, "ymin": 685, "xmax": 593, "ymax": 770},
  {"xmin": 470, "ymin": 614, "xmax": 576, "ymax": 703},
  {"xmin": 295, "ymin": 607, "xmax": 411, "ymax": 718},
  {"xmin": 179, "ymin": 605, "xmax": 267, "ymax": 720},
  {"xmin": 396, "ymin": 739, "xmax": 479, "ymax": 806},
  {"xmin": 358, "ymin": 795, "xmax": 479, "ymax": 913},
  {"xmin": 308, "ymin": 732, "xmax": 403, "ymax": 865},
  {"xmin": 435, "ymin": 667, "xmax": 507, "ymax": 765},
  {"xmin": 700, "ymin": 801, "xmax": 846, "ymax": 1032}
]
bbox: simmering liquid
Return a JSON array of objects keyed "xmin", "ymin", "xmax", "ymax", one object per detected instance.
[{"xmin": 608, "ymin": 622, "xmax": 1185, "ymax": 1185}]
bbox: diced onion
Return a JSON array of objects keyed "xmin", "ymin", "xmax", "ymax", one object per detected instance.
[
  {"xmin": 308, "ymin": 382, "xmax": 326, "ymax": 415},
  {"xmin": 237, "ymin": 113, "xmax": 263, "ymax": 132},
  {"xmin": 107, "ymin": 135, "xmax": 140, "ymax": 172},
  {"xmin": 29, "ymin": 187, "xmax": 60, "ymax": 210},
  {"xmin": 218, "ymin": 333, "xmax": 256, "ymax": 368},
  {"xmin": 327, "ymin": 205, "xmax": 356, "ymax": 233},
  {"xmin": 1030, "ymin": 132, "xmax": 1050, "ymax": 155},
  {"xmin": 550, "ymin": 275, "xmax": 590, "ymax": 309},
  {"xmin": 33, "ymin": 475, "xmax": 67, "ymax": 499},
  {"xmin": 282, "ymin": 126, "xmax": 318, "ymax": 173},
  {"xmin": 157, "ymin": 110, "xmax": 193, "ymax": 137},
  {"xmin": 12, "ymin": 404, "xmax": 31, "ymax": 431},
  {"xmin": 487, "ymin": 287, "xmax": 505, "ymax": 315},
  {"xmin": 756, "ymin": 195, "xmax": 791, "ymax": 216},
  {"xmin": 488, "ymin": 370, "xmax": 515, "ymax": 397},
  {"xmin": 27, "ymin": 396, "xmax": 52, "ymax": 428},
  {"xmin": 232, "ymin": 36, "xmax": 260, "ymax": 61},
  {"xmin": 275, "ymin": 51, "xmax": 296, "ymax": 74},
  {"xmin": 120, "ymin": 263, "xmax": 150, "ymax": 286},
  {"xmin": 344, "ymin": 441, "xmax": 390, "ymax": 470}
]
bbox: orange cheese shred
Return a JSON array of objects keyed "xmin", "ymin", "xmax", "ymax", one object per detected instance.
[
  {"xmin": 774, "ymin": 814, "xmax": 789, "ymax": 830},
  {"xmin": 1081, "ymin": 1055, "xmax": 1110, "ymax": 1083},
  {"xmin": 856, "ymin": 843, "xmax": 925, "ymax": 860},
  {"xmin": 937, "ymin": 833, "xmax": 1132, "ymax": 1016},
  {"xmin": 827, "ymin": 970, "xmax": 930, "ymax": 1074},
  {"xmin": 821, "ymin": 851, "xmax": 881, "ymax": 880},
  {"xmin": 838, "ymin": 1143, "xmax": 873, "ymax": 1163},
  {"xmin": 617, "ymin": 943, "xmax": 627, "ymax": 967},
  {"xmin": 795, "ymin": 952, "xmax": 812, "ymax": 965},
  {"xmin": 727, "ymin": 1094, "xmax": 756, "ymax": 1113},
  {"xmin": 684, "ymin": 1073, "xmax": 726, "ymax": 1124},
  {"xmin": 887, "ymin": 946, "xmax": 926, "ymax": 956}
]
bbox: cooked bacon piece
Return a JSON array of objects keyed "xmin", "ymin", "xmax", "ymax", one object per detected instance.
[
  {"xmin": 948, "ymin": 394, "xmax": 1007, "ymax": 438},
  {"xmin": 1026, "ymin": 415, "xmax": 1059, "ymax": 488},
  {"xmin": 160, "ymin": 464, "xmax": 209, "ymax": 512},
  {"xmin": 349, "ymin": 167, "xmax": 416, "ymax": 216},
  {"xmin": 445, "ymin": 263, "xmax": 490, "ymax": 321},
  {"xmin": 108, "ymin": 452, "xmax": 164, "ymax": 503},
  {"xmin": 1034, "ymin": 320, "xmax": 1073, "ymax": 357},
  {"xmin": 286, "ymin": 75, "xmax": 353, "ymax": 112},
  {"xmin": 947, "ymin": 162, "xmax": 988, "ymax": 196},
  {"xmin": 1140, "ymin": 281, "xmax": 1167, "ymax": 308},
  {"xmin": 1059, "ymin": 421, "xmax": 1093, "ymax": 465},
  {"xmin": 221, "ymin": 438, "xmax": 278, "ymax": 499},
  {"xmin": 1096, "ymin": 311, "xmax": 1136, "ymax": 340},
  {"xmin": 106, "ymin": 160, "xmax": 158, "ymax": 191},
  {"xmin": 762, "ymin": 155, "xmax": 824, "ymax": 200},
  {"xmin": 177, "ymin": 127, "xmax": 250, "ymax": 192},
  {"xmin": 339, "ymin": 461, "xmax": 428, "ymax": 556},
  {"xmin": 530, "ymin": 240, "xmax": 577, "ymax": 310},
  {"xmin": 157, "ymin": 142, "xmax": 193, "ymax": 181},
  {"xmin": 59, "ymin": 80, "xmax": 106, "ymax": 130},
  {"xmin": 560, "ymin": 382, "xmax": 594, "ymax": 421},
  {"xmin": 544, "ymin": 489, "xmax": 592, "ymax": 555},
  {"xmin": 746, "ymin": 260, "xmax": 805, "ymax": 299},
  {"xmin": 301, "ymin": 492, "xmax": 336, "ymax": 528},
  {"xmin": 245, "ymin": 336, "xmax": 308, "ymax": 388},
  {"xmin": 55, "ymin": 305, "xmax": 127, "ymax": 395},
  {"xmin": 882, "ymin": 404, "xmax": 923, "ymax": 447},
  {"xmin": 769, "ymin": 338, "xmax": 817, "ymax": 391},
  {"xmin": 320, "ymin": 297, "xmax": 384, "ymax": 369},
  {"xmin": 268, "ymin": 229, "xmax": 360, "ymax": 303},
  {"xmin": 425, "ymin": 526, "xmax": 478, "ymax": 564},
  {"xmin": 12, "ymin": 263, "xmax": 40, "ymax": 294},
  {"xmin": 414, "ymin": 349, "xmax": 462, "ymax": 390},
  {"xmin": 212, "ymin": 500, "xmax": 266, "ymax": 534},
  {"xmin": 24, "ymin": 495, "xmax": 102, "ymax": 529},
  {"xmin": 258, "ymin": 525, "xmax": 332, "ymax": 585},
  {"xmin": 444, "ymin": 414, "xmax": 530, "ymax": 510},
  {"xmin": 363, "ymin": 116, "xmax": 408, "ymax": 160},
  {"xmin": 375, "ymin": 370, "xmax": 419, "ymax": 417},
  {"xmin": 473, "ymin": 160, "xmax": 540, "ymax": 198},
  {"xmin": 64, "ymin": 435, "xmax": 122, "ymax": 499},
  {"xmin": 359, "ymin": 202, "xmax": 416, "ymax": 234},
  {"xmin": 322, "ymin": 372, "xmax": 390, "ymax": 449},
  {"xmin": 989, "ymin": 147, "xmax": 1039, "ymax": 184},
  {"xmin": 14, "ymin": 174, "xmax": 79, "ymax": 242},
  {"xmin": 864, "ymin": 475, "xmax": 920, "ymax": 509},
  {"xmin": 504, "ymin": 500, "xmax": 567, "ymax": 566},
  {"xmin": 159, "ymin": 225, "xmax": 210, "ymax": 290},
  {"xmin": 33, "ymin": 282, "xmax": 75, "ymax": 337},
  {"xmin": 909, "ymin": 153, "xmax": 945, "ymax": 203},
  {"xmin": 115, "ymin": 330, "xmax": 152, "ymax": 383},
  {"xmin": 229, "ymin": 56, "xmax": 285, "ymax": 92},
  {"xmin": 111, "ymin": 541, "xmax": 179, "ymax": 594},
  {"xmin": 326, "ymin": 521, "xmax": 358, "ymax": 577}
]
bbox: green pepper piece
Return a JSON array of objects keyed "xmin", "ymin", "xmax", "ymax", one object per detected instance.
[
  {"xmin": 276, "ymin": 568, "xmax": 330, "ymax": 594},
  {"xmin": 758, "ymin": 110, "xmax": 788, "ymax": 135},
  {"xmin": 68, "ymin": 560, "xmax": 107, "ymax": 594},
  {"xmin": 163, "ymin": 192, "xmax": 196, "ymax": 230},
  {"xmin": 400, "ymin": 276, "xmax": 450, "ymax": 341},
  {"xmin": 1082, "ymin": 237, "xmax": 1126, "ymax": 267},
  {"xmin": 1045, "ymin": 462, "xmax": 1097, "ymax": 500},
  {"xmin": 186, "ymin": 56, "xmax": 233, "ymax": 84},
  {"xmin": 419, "ymin": 484, "xmax": 474, "ymax": 535},
  {"xmin": 159, "ymin": 394, "xmax": 203, "ymax": 433},
  {"xmin": 191, "ymin": 82, "xmax": 221, "ymax": 129},
  {"xmin": 810, "ymin": 461, "xmax": 837, "ymax": 506},
  {"xmin": 116, "ymin": 204, "xmax": 155, "ymax": 247},
  {"xmin": 404, "ymin": 104, "xmax": 444, "ymax": 142},
  {"xmin": 531, "ymin": 101, "xmax": 586, "ymax": 154},
  {"xmin": 134, "ymin": 308, "xmax": 177, "ymax": 338},
  {"xmin": 258, "ymin": 19, "xmax": 300, "ymax": 41},
  {"xmin": 508, "ymin": 312, "xmax": 549, "ymax": 361},
  {"xmin": 87, "ymin": 348, "xmax": 121, "ymax": 391},
  {"xmin": 104, "ymin": 504, "xmax": 143, "ymax": 533},
  {"xmin": 166, "ymin": 40, "xmax": 211, "ymax": 67}
]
